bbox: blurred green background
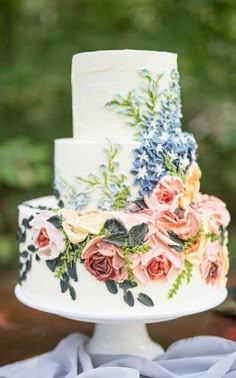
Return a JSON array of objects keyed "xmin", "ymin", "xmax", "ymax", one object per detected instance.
[{"xmin": 0, "ymin": 0, "xmax": 236, "ymax": 268}]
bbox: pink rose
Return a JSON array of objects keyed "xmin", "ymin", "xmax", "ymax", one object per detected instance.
[
  {"xmin": 30, "ymin": 211, "xmax": 66, "ymax": 260},
  {"xmin": 81, "ymin": 236, "xmax": 127, "ymax": 282},
  {"xmin": 153, "ymin": 208, "xmax": 200, "ymax": 247},
  {"xmin": 192, "ymin": 194, "xmax": 230, "ymax": 235},
  {"xmin": 112, "ymin": 210, "xmax": 154, "ymax": 231},
  {"xmin": 132, "ymin": 240, "xmax": 183, "ymax": 284},
  {"xmin": 144, "ymin": 176, "xmax": 183, "ymax": 211},
  {"xmin": 200, "ymin": 240, "xmax": 227, "ymax": 285}
]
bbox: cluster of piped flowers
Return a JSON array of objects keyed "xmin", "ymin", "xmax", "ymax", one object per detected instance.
[{"xmin": 106, "ymin": 68, "xmax": 198, "ymax": 196}]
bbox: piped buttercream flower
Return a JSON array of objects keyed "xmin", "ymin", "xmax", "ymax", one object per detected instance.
[
  {"xmin": 179, "ymin": 162, "xmax": 201, "ymax": 209},
  {"xmin": 200, "ymin": 240, "xmax": 229, "ymax": 285},
  {"xmin": 132, "ymin": 240, "xmax": 183, "ymax": 284},
  {"xmin": 58, "ymin": 209, "xmax": 108, "ymax": 244},
  {"xmin": 81, "ymin": 236, "xmax": 126, "ymax": 282},
  {"xmin": 144, "ymin": 175, "xmax": 183, "ymax": 211},
  {"xmin": 30, "ymin": 211, "xmax": 66, "ymax": 260},
  {"xmin": 156, "ymin": 208, "xmax": 200, "ymax": 243},
  {"xmin": 192, "ymin": 194, "xmax": 230, "ymax": 235}
]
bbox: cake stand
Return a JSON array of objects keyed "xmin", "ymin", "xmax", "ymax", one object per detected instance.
[{"xmin": 15, "ymin": 284, "xmax": 227, "ymax": 359}]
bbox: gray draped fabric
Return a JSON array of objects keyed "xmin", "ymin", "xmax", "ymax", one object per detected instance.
[{"xmin": 1, "ymin": 333, "xmax": 236, "ymax": 377}]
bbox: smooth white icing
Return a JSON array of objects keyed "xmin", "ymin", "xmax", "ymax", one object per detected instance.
[
  {"xmin": 54, "ymin": 138, "xmax": 139, "ymax": 210},
  {"xmin": 72, "ymin": 50, "xmax": 177, "ymax": 141},
  {"xmin": 18, "ymin": 197, "xmax": 225, "ymax": 317}
]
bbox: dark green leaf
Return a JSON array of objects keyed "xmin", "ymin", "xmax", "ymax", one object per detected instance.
[
  {"xmin": 104, "ymin": 232, "xmax": 127, "ymax": 247},
  {"xmin": 219, "ymin": 225, "xmax": 225, "ymax": 246},
  {"xmin": 22, "ymin": 216, "xmax": 34, "ymax": 229},
  {"xmin": 28, "ymin": 244, "xmax": 37, "ymax": 252},
  {"xmin": 58, "ymin": 200, "xmax": 64, "ymax": 208},
  {"xmin": 169, "ymin": 244, "xmax": 183, "ymax": 252},
  {"xmin": 135, "ymin": 198, "xmax": 148, "ymax": 210},
  {"xmin": 105, "ymin": 280, "xmax": 118, "ymax": 294},
  {"xmin": 60, "ymin": 276, "xmax": 69, "ymax": 293},
  {"xmin": 69, "ymin": 285, "xmax": 76, "ymax": 300},
  {"xmin": 19, "ymin": 270, "xmax": 27, "ymax": 283},
  {"xmin": 47, "ymin": 215, "xmax": 62, "ymax": 229},
  {"xmin": 104, "ymin": 218, "xmax": 127, "ymax": 235},
  {"xmin": 17, "ymin": 227, "xmax": 26, "ymax": 243},
  {"xmin": 54, "ymin": 188, "xmax": 60, "ymax": 199},
  {"xmin": 35, "ymin": 254, "xmax": 40, "ymax": 262},
  {"xmin": 123, "ymin": 290, "xmax": 135, "ymax": 307},
  {"xmin": 137, "ymin": 293, "xmax": 154, "ymax": 307},
  {"xmin": 25, "ymin": 257, "xmax": 32, "ymax": 272},
  {"xmin": 46, "ymin": 259, "xmax": 58, "ymax": 272},
  {"xmin": 20, "ymin": 250, "xmax": 28, "ymax": 258},
  {"xmin": 67, "ymin": 262, "xmax": 78, "ymax": 282},
  {"xmin": 118, "ymin": 280, "xmax": 137, "ymax": 289},
  {"xmin": 128, "ymin": 223, "xmax": 148, "ymax": 247},
  {"xmin": 167, "ymin": 232, "xmax": 185, "ymax": 246}
]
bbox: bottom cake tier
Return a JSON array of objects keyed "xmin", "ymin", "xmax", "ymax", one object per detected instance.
[{"xmin": 17, "ymin": 196, "xmax": 228, "ymax": 318}]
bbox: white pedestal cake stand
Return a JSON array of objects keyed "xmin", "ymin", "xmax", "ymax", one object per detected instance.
[{"xmin": 15, "ymin": 285, "xmax": 227, "ymax": 359}]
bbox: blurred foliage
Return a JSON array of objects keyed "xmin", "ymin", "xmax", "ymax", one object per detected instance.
[{"xmin": 0, "ymin": 0, "xmax": 236, "ymax": 265}]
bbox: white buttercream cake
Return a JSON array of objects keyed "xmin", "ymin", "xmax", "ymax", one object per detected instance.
[{"xmin": 17, "ymin": 50, "xmax": 230, "ymax": 317}]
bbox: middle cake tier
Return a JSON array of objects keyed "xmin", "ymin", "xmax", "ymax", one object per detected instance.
[{"xmin": 54, "ymin": 138, "xmax": 140, "ymax": 211}]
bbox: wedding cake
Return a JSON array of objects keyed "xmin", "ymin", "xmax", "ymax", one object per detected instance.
[{"xmin": 17, "ymin": 50, "xmax": 230, "ymax": 317}]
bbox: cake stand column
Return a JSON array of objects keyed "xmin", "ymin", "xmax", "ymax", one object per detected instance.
[{"xmin": 86, "ymin": 323, "xmax": 164, "ymax": 359}]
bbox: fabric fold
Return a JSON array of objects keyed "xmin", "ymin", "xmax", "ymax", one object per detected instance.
[{"xmin": 1, "ymin": 333, "xmax": 236, "ymax": 378}]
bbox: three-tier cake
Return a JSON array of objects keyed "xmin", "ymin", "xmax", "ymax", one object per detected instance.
[{"xmin": 17, "ymin": 50, "xmax": 230, "ymax": 316}]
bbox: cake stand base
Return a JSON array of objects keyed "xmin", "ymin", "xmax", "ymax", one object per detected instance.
[
  {"xmin": 86, "ymin": 323, "xmax": 164, "ymax": 358},
  {"xmin": 15, "ymin": 285, "xmax": 227, "ymax": 358}
]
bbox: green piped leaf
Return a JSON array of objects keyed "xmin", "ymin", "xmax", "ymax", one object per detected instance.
[
  {"xmin": 105, "ymin": 280, "xmax": 118, "ymax": 294},
  {"xmin": 60, "ymin": 275, "xmax": 69, "ymax": 293},
  {"xmin": 104, "ymin": 232, "xmax": 127, "ymax": 247},
  {"xmin": 168, "ymin": 259, "xmax": 193, "ymax": 299},
  {"xmin": 134, "ymin": 198, "xmax": 148, "ymax": 210},
  {"xmin": 69, "ymin": 285, "xmax": 76, "ymax": 300},
  {"xmin": 137, "ymin": 293, "xmax": 154, "ymax": 307},
  {"xmin": 47, "ymin": 215, "xmax": 63, "ymax": 229},
  {"xmin": 104, "ymin": 218, "xmax": 127, "ymax": 235},
  {"xmin": 67, "ymin": 261, "xmax": 78, "ymax": 282},
  {"xmin": 123, "ymin": 290, "xmax": 135, "ymax": 307},
  {"xmin": 128, "ymin": 223, "xmax": 148, "ymax": 247},
  {"xmin": 46, "ymin": 258, "xmax": 58, "ymax": 272},
  {"xmin": 118, "ymin": 280, "xmax": 138, "ymax": 289}
]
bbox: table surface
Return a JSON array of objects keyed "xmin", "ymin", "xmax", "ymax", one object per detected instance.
[{"xmin": 1, "ymin": 269, "xmax": 236, "ymax": 367}]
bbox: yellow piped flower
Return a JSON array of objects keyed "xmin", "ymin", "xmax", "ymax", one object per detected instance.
[
  {"xmin": 58, "ymin": 209, "xmax": 109, "ymax": 244},
  {"xmin": 180, "ymin": 162, "xmax": 202, "ymax": 209}
]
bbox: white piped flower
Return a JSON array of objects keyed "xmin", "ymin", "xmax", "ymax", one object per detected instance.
[
  {"xmin": 167, "ymin": 151, "xmax": 178, "ymax": 162},
  {"xmin": 159, "ymin": 132, "xmax": 169, "ymax": 142},
  {"xmin": 139, "ymin": 151, "xmax": 149, "ymax": 162},
  {"xmin": 155, "ymin": 164, "xmax": 164, "ymax": 177},
  {"xmin": 137, "ymin": 166, "xmax": 147, "ymax": 180},
  {"xmin": 179, "ymin": 154, "xmax": 190, "ymax": 171},
  {"xmin": 156, "ymin": 144, "xmax": 163, "ymax": 154}
]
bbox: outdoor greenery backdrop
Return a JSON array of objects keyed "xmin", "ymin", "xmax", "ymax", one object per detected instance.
[{"xmin": 0, "ymin": 0, "xmax": 236, "ymax": 267}]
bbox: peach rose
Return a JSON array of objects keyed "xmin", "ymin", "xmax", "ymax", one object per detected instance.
[
  {"xmin": 157, "ymin": 208, "xmax": 200, "ymax": 243},
  {"xmin": 180, "ymin": 162, "xmax": 202, "ymax": 209},
  {"xmin": 59, "ymin": 209, "xmax": 109, "ymax": 244},
  {"xmin": 144, "ymin": 176, "xmax": 183, "ymax": 211},
  {"xmin": 132, "ymin": 240, "xmax": 183, "ymax": 284},
  {"xmin": 30, "ymin": 211, "xmax": 66, "ymax": 260},
  {"xmin": 192, "ymin": 194, "xmax": 230, "ymax": 235},
  {"xmin": 183, "ymin": 233, "xmax": 207, "ymax": 265},
  {"xmin": 200, "ymin": 240, "xmax": 229, "ymax": 285},
  {"xmin": 81, "ymin": 236, "xmax": 127, "ymax": 282}
]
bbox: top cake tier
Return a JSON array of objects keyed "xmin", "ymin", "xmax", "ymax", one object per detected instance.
[{"xmin": 72, "ymin": 49, "xmax": 180, "ymax": 142}]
